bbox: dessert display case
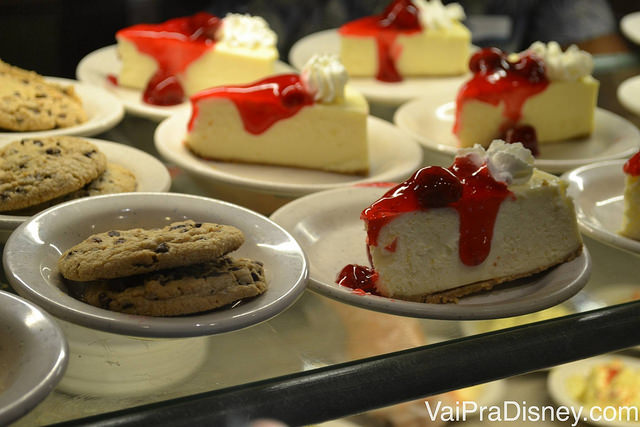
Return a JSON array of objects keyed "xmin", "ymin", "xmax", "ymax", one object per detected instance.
[{"xmin": 2, "ymin": 3, "xmax": 640, "ymax": 427}]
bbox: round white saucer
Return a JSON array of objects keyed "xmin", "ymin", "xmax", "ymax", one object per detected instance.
[
  {"xmin": 76, "ymin": 45, "xmax": 293, "ymax": 121},
  {"xmin": 288, "ymin": 29, "xmax": 469, "ymax": 106},
  {"xmin": 563, "ymin": 159, "xmax": 640, "ymax": 255},
  {"xmin": 271, "ymin": 185, "xmax": 591, "ymax": 320},
  {"xmin": 394, "ymin": 87, "xmax": 640, "ymax": 174}
]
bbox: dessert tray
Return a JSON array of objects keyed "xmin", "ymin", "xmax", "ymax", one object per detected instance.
[
  {"xmin": 548, "ymin": 355, "xmax": 640, "ymax": 427},
  {"xmin": 270, "ymin": 185, "xmax": 591, "ymax": 320},
  {"xmin": 0, "ymin": 77, "xmax": 124, "ymax": 142},
  {"xmin": 621, "ymin": 12, "xmax": 640, "ymax": 45},
  {"xmin": 393, "ymin": 87, "xmax": 640, "ymax": 174},
  {"xmin": 154, "ymin": 111, "xmax": 423, "ymax": 198},
  {"xmin": 76, "ymin": 45, "xmax": 294, "ymax": 121},
  {"xmin": 617, "ymin": 75, "xmax": 640, "ymax": 116},
  {"xmin": 288, "ymin": 29, "xmax": 469, "ymax": 106},
  {"xmin": 0, "ymin": 137, "xmax": 171, "ymax": 240},
  {"xmin": 3, "ymin": 192, "xmax": 308, "ymax": 338},
  {"xmin": 0, "ymin": 290, "xmax": 68, "ymax": 426},
  {"xmin": 563, "ymin": 160, "xmax": 640, "ymax": 255}
]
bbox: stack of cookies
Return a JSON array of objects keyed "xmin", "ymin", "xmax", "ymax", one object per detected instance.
[
  {"xmin": 58, "ymin": 220, "xmax": 267, "ymax": 317},
  {"xmin": 0, "ymin": 135, "xmax": 136, "ymax": 214},
  {"xmin": 0, "ymin": 59, "xmax": 87, "ymax": 131}
]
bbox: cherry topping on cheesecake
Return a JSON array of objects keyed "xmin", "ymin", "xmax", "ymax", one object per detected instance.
[
  {"xmin": 361, "ymin": 155, "xmax": 512, "ymax": 266},
  {"xmin": 338, "ymin": 0, "xmax": 422, "ymax": 82},
  {"xmin": 503, "ymin": 125, "xmax": 539, "ymax": 156},
  {"xmin": 188, "ymin": 74, "xmax": 314, "ymax": 135},
  {"xmin": 624, "ymin": 151, "xmax": 640, "ymax": 176},
  {"xmin": 454, "ymin": 47, "xmax": 549, "ymax": 142},
  {"xmin": 336, "ymin": 264, "xmax": 379, "ymax": 294},
  {"xmin": 413, "ymin": 166, "xmax": 463, "ymax": 208},
  {"xmin": 380, "ymin": 0, "xmax": 421, "ymax": 29},
  {"xmin": 117, "ymin": 12, "xmax": 222, "ymax": 106}
]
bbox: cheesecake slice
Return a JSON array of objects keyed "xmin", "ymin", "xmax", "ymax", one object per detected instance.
[
  {"xmin": 338, "ymin": 0, "xmax": 470, "ymax": 82},
  {"xmin": 338, "ymin": 141, "xmax": 583, "ymax": 302},
  {"xmin": 620, "ymin": 151, "xmax": 640, "ymax": 240},
  {"xmin": 184, "ymin": 54, "xmax": 369, "ymax": 175},
  {"xmin": 454, "ymin": 42, "xmax": 599, "ymax": 150},
  {"xmin": 116, "ymin": 12, "xmax": 278, "ymax": 105}
]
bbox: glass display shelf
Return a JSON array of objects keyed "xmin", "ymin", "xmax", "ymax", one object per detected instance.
[{"xmin": 6, "ymin": 47, "xmax": 640, "ymax": 427}]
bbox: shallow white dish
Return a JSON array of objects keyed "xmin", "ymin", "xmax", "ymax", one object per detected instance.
[
  {"xmin": 394, "ymin": 87, "xmax": 640, "ymax": 174},
  {"xmin": 0, "ymin": 137, "xmax": 171, "ymax": 239},
  {"xmin": 548, "ymin": 355, "xmax": 640, "ymax": 427},
  {"xmin": 3, "ymin": 192, "xmax": 308, "ymax": 338},
  {"xmin": 154, "ymin": 110, "xmax": 423, "ymax": 197},
  {"xmin": 621, "ymin": 12, "xmax": 640, "ymax": 45},
  {"xmin": 617, "ymin": 75, "xmax": 640, "ymax": 116},
  {"xmin": 0, "ymin": 290, "xmax": 68, "ymax": 425},
  {"xmin": 77, "ymin": 45, "xmax": 294, "ymax": 121},
  {"xmin": 270, "ymin": 185, "xmax": 591, "ymax": 320},
  {"xmin": 288, "ymin": 29, "xmax": 469, "ymax": 106},
  {"xmin": 0, "ymin": 77, "xmax": 124, "ymax": 142},
  {"xmin": 563, "ymin": 160, "xmax": 640, "ymax": 255}
]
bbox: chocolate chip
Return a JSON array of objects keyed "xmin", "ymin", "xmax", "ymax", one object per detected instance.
[
  {"xmin": 107, "ymin": 231, "xmax": 120, "ymax": 237},
  {"xmin": 121, "ymin": 302, "xmax": 134, "ymax": 310},
  {"xmin": 83, "ymin": 150, "xmax": 96, "ymax": 158},
  {"xmin": 194, "ymin": 223, "xmax": 202, "ymax": 228},
  {"xmin": 92, "ymin": 237, "xmax": 102, "ymax": 243},
  {"xmin": 251, "ymin": 272, "xmax": 260, "ymax": 281},
  {"xmin": 169, "ymin": 224, "xmax": 186, "ymax": 230},
  {"xmin": 66, "ymin": 251, "xmax": 74, "ymax": 258},
  {"xmin": 32, "ymin": 140, "xmax": 43, "ymax": 147},
  {"xmin": 35, "ymin": 93, "xmax": 47, "ymax": 98},
  {"xmin": 98, "ymin": 292, "xmax": 112, "ymax": 308},
  {"xmin": 45, "ymin": 148, "xmax": 60, "ymax": 155},
  {"xmin": 58, "ymin": 113, "xmax": 67, "ymax": 119},
  {"xmin": 115, "ymin": 238, "xmax": 125, "ymax": 244},
  {"xmin": 155, "ymin": 243, "xmax": 169, "ymax": 253}
]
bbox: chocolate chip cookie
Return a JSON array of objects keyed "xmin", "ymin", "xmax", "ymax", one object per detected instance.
[
  {"xmin": 58, "ymin": 220, "xmax": 245, "ymax": 281},
  {"xmin": 7, "ymin": 162, "xmax": 137, "ymax": 215},
  {"xmin": 66, "ymin": 257, "xmax": 266, "ymax": 316},
  {"xmin": 0, "ymin": 136, "xmax": 107, "ymax": 211},
  {"xmin": 0, "ymin": 60, "xmax": 87, "ymax": 131}
]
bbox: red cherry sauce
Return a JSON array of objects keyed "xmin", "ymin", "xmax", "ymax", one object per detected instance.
[
  {"xmin": 338, "ymin": 0, "xmax": 421, "ymax": 82},
  {"xmin": 117, "ymin": 12, "xmax": 221, "ymax": 106},
  {"xmin": 623, "ymin": 151, "xmax": 640, "ymax": 176},
  {"xmin": 188, "ymin": 74, "xmax": 314, "ymax": 135},
  {"xmin": 362, "ymin": 157, "xmax": 512, "ymax": 266},
  {"xmin": 336, "ymin": 264, "xmax": 380, "ymax": 294},
  {"xmin": 453, "ymin": 47, "xmax": 550, "ymax": 140}
]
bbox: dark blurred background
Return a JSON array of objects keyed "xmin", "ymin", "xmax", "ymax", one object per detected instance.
[{"xmin": 0, "ymin": 0, "xmax": 638, "ymax": 78}]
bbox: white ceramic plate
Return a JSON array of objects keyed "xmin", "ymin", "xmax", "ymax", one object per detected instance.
[
  {"xmin": 154, "ymin": 110, "xmax": 423, "ymax": 197},
  {"xmin": 621, "ymin": 12, "xmax": 640, "ymax": 45},
  {"xmin": 0, "ymin": 77, "xmax": 124, "ymax": 142},
  {"xmin": 288, "ymin": 29, "xmax": 470, "ymax": 106},
  {"xmin": 394, "ymin": 87, "xmax": 640, "ymax": 174},
  {"xmin": 76, "ymin": 45, "xmax": 294, "ymax": 121},
  {"xmin": 563, "ymin": 160, "xmax": 640, "ymax": 255},
  {"xmin": 548, "ymin": 355, "xmax": 640, "ymax": 427},
  {"xmin": 0, "ymin": 137, "xmax": 171, "ymax": 238},
  {"xmin": 3, "ymin": 192, "xmax": 308, "ymax": 338},
  {"xmin": 270, "ymin": 185, "xmax": 591, "ymax": 320},
  {"xmin": 617, "ymin": 75, "xmax": 640, "ymax": 116},
  {"xmin": 0, "ymin": 290, "xmax": 68, "ymax": 425}
]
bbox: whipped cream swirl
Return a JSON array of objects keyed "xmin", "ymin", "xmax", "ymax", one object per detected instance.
[
  {"xmin": 526, "ymin": 41, "xmax": 593, "ymax": 81},
  {"xmin": 301, "ymin": 54, "xmax": 348, "ymax": 104},
  {"xmin": 455, "ymin": 141, "xmax": 534, "ymax": 185},
  {"xmin": 216, "ymin": 13, "xmax": 276, "ymax": 49},
  {"xmin": 414, "ymin": 0, "xmax": 466, "ymax": 30}
]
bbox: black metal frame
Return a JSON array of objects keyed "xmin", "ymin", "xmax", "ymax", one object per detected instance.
[{"xmin": 53, "ymin": 301, "xmax": 640, "ymax": 427}]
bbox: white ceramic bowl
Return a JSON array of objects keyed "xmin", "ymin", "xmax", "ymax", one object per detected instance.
[
  {"xmin": 0, "ymin": 137, "xmax": 171, "ymax": 242},
  {"xmin": 3, "ymin": 192, "xmax": 308, "ymax": 338},
  {"xmin": 0, "ymin": 290, "xmax": 68, "ymax": 425}
]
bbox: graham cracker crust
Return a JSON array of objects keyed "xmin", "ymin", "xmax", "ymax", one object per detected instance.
[{"xmin": 391, "ymin": 244, "xmax": 584, "ymax": 304}]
